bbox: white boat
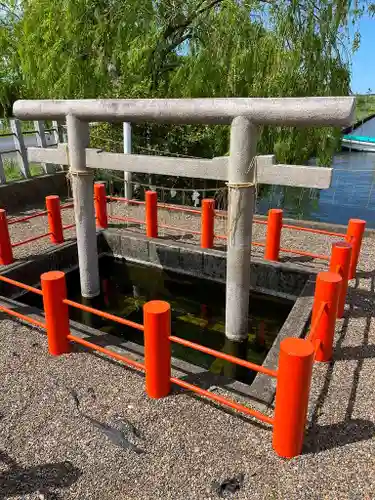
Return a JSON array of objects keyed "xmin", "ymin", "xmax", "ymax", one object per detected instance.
[{"xmin": 342, "ymin": 134, "xmax": 375, "ymax": 152}]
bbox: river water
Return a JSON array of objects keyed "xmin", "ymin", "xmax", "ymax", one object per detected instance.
[{"xmin": 257, "ymin": 118, "xmax": 375, "ymax": 228}]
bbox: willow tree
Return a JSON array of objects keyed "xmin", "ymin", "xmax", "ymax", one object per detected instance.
[{"xmin": 0, "ymin": 0, "xmax": 371, "ymax": 163}]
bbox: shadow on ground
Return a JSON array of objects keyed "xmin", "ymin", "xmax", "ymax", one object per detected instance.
[
  {"xmin": 0, "ymin": 451, "xmax": 81, "ymax": 499},
  {"xmin": 303, "ymin": 289, "xmax": 375, "ymax": 454}
]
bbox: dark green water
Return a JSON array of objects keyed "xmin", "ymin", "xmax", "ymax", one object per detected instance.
[{"xmin": 23, "ymin": 257, "xmax": 292, "ymax": 383}]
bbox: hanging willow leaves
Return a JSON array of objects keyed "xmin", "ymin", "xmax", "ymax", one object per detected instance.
[{"xmin": 0, "ymin": 0, "xmax": 371, "ymax": 164}]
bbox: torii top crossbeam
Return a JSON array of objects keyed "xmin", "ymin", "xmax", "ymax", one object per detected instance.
[{"xmin": 14, "ymin": 97, "xmax": 355, "ymax": 126}]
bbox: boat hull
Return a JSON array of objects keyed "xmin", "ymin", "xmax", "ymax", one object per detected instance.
[{"xmin": 342, "ymin": 138, "xmax": 375, "ymax": 152}]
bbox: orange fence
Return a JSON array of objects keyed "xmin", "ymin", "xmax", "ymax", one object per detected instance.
[
  {"xmin": 0, "ymin": 196, "xmax": 75, "ymax": 266},
  {"xmin": 0, "ymin": 184, "xmax": 366, "ymax": 280},
  {"xmin": 0, "ymin": 239, "xmax": 353, "ymax": 458},
  {"xmin": 94, "ymin": 184, "xmax": 366, "ymax": 275}
]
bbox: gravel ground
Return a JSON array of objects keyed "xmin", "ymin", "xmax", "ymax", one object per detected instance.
[{"xmin": 0, "ymin": 202, "xmax": 374, "ymax": 499}]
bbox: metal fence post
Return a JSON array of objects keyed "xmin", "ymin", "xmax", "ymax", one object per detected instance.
[
  {"xmin": 346, "ymin": 219, "xmax": 366, "ymax": 279},
  {"xmin": 34, "ymin": 120, "xmax": 55, "ymax": 174},
  {"xmin": 143, "ymin": 300, "xmax": 171, "ymax": 398},
  {"xmin": 329, "ymin": 242, "xmax": 352, "ymax": 318},
  {"xmin": 123, "ymin": 122, "xmax": 132, "ymax": 201},
  {"xmin": 265, "ymin": 209, "xmax": 283, "ymax": 261},
  {"xmin": 52, "ymin": 120, "xmax": 65, "ymax": 144},
  {"xmin": 273, "ymin": 338, "xmax": 314, "ymax": 458},
  {"xmin": 46, "ymin": 195, "xmax": 64, "ymax": 244},
  {"xmin": 94, "ymin": 183, "xmax": 108, "ymax": 229},
  {"xmin": 311, "ymin": 271, "xmax": 341, "ymax": 362},
  {"xmin": 146, "ymin": 190, "xmax": 158, "ymax": 238},
  {"xmin": 0, "ymin": 156, "xmax": 6, "ymax": 184},
  {"xmin": 225, "ymin": 116, "xmax": 258, "ymax": 341},
  {"xmin": 0, "ymin": 210, "xmax": 13, "ymax": 265},
  {"xmin": 10, "ymin": 119, "xmax": 30, "ymax": 178},
  {"xmin": 52, "ymin": 120, "xmax": 66, "ymax": 171},
  {"xmin": 201, "ymin": 199, "xmax": 215, "ymax": 249},
  {"xmin": 41, "ymin": 271, "xmax": 70, "ymax": 355},
  {"xmin": 67, "ymin": 115, "xmax": 100, "ymax": 298}
]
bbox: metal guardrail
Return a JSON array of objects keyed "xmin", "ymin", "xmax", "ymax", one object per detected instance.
[{"xmin": 0, "ymin": 247, "xmax": 350, "ymax": 458}]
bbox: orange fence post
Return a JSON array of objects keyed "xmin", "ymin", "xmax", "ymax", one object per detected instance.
[
  {"xmin": 201, "ymin": 199, "xmax": 215, "ymax": 249},
  {"xmin": 346, "ymin": 218, "xmax": 366, "ymax": 279},
  {"xmin": 46, "ymin": 195, "xmax": 64, "ymax": 244},
  {"xmin": 94, "ymin": 183, "xmax": 108, "ymax": 229},
  {"xmin": 329, "ymin": 242, "xmax": 352, "ymax": 319},
  {"xmin": 0, "ymin": 209, "xmax": 13, "ymax": 265},
  {"xmin": 41, "ymin": 271, "xmax": 70, "ymax": 356},
  {"xmin": 311, "ymin": 271, "xmax": 341, "ymax": 362},
  {"xmin": 143, "ymin": 300, "xmax": 171, "ymax": 398},
  {"xmin": 273, "ymin": 338, "xmax": 314, "ymax": 458},
  {"xmin": 145, "ymin": 191, "xmax": 158, "ymax": 238},
  {"xmin": 265, "ymin": 209, "xmax": 283, "ymax": 261}
]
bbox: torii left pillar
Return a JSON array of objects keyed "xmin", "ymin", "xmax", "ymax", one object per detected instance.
[
  {"xmin": 67, "ymin": 115, "xmax": 100, "ymax": 298},
  {"xmin": 225, "ymin": 116, "xmax": 257, "ymax": 342}
]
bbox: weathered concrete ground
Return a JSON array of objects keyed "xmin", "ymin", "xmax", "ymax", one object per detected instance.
[{"xmin": 0, "ymin": 201, "xmax": 374, "ymax": 499}]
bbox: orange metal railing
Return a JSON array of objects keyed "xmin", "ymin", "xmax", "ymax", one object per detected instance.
[
  {"xmin": 0, "ymin": 183, "xmax": 366, "ymax": 280},
  {"xmin": 169, "ymin": 335, "xmax": 277, "ymax": 377},
  {"xmin": 98, "ymin": 185, "xmax": 366, "ymax": 273},
  {"xmin": 67, "ymin": 333, "xmax": 145, "ymax": 371},
  {"xmin": 0, "ymin": 243, "xmax": 351, "ymax": 459},
  {"xmin": 0, "ymin": 196, "xmax": 76, "ymax": 265},
  {"xmin": 170, "ymin": 376, "xmax": 274, "ymax": 425},
  {"xmin": 0, "ymin": 185, "xmax": 365, "ymax": 458},
  {"xmin": 63, "ymin": 298, "xmax": 144, "ymax": 331}
]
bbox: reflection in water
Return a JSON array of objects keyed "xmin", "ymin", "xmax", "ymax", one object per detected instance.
[
  {"xmin": 20, "ymin": 259, "xmax": 292, "ymax": 385},
  {"xmin": 70, "ymin": 259, "xmax": 291, "ymax": 385},
  {"xmin": 222, "ymin": 338, "xmax": 249, "ymax": 381}
]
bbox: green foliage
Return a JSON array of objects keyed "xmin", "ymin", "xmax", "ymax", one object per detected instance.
[
  {"xmin": 355, "ymin": 94, "xmax": 375, "ymax": 122},
  {"xmin": 3, "ymin": 158, "xmax": 43, "ymax": 181},
  {"xmin": 0, "ymin": 0, "xmax": 368, "ymax": 164}
]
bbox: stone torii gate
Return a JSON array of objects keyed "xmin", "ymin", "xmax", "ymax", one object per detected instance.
[{"xmin": 14, "ymin": 97, "xmax": 355, "ymax": 342}]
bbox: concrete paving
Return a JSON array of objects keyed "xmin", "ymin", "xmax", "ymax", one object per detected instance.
[{"xmin": 0, "ymin": 202, "xmax": 374, "ymax": 499}]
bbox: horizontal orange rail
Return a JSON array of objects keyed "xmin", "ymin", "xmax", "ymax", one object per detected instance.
[
  {"xmin": 0, "ymin": 275, "xmax": 43, "ymax": 295},
  {"xmin": 0, "ymin": 304, "xmax": 46, "ymax": 329},
  {"xmin": 158, "ymin": 202, "xmax": 201, "ymax": 215},
  {"xmin": 253, "ymin": 219, "xmax": 268, "ymax": 226},
  {"xmin": 215, "ymin": 234, "xmax": 266, "ymax": 248},
  {"xmin": 159, "ymin": 223, "xmax": 201, "ymax": 236},
  {"xmin": 67, "ymin": 333, "xmax": 145, "ymax": 371},
  {"xmin": 60, "ymin": 203, "xmax": 74, "ymax": 210},
  {"xmin": 107, "ymin": 195, "xmax": 201, "ymax": 215},
  {"xmin": 67, "ymin": 332, "xmax": 272, "ymax": 425},
  {"xmin": 63, "ymin": 299, "xmax": 144, "ymax": 331},
  {"xmin": 169, "ymin": 335, "xmax": 278, "ymax": 377},
  {"xmin": 170, "ymin": 376, "xmax": 274, "ymax": 425},
  {"xmin": 63, "ymin": 223, "xmax": 76, "ymax": 230},
  {"xmin": 12, "ymin": 232, "xmax": 51, "ymax": 248},
  {"xmin": 279, "ymin": 247, "xmax": 329, "ymax": 261},
  {"xmin": 8, "ymin": 211, "xmax": 48, "ymax": 225},
  {"xmin": 282, "ymin": 223, "xmax": 346, "ymax": 238},
  {"xmin": 108, "ymin": 215, "xmax": 145, "ymax": 225},
  {"xmin": 107, "ymin": 196, "xmax": 144, "ymax": 206}
]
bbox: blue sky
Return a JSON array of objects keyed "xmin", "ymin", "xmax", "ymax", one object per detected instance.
[{"xmin": 351, "ymin": 14, "xmax": 375, "ymax": 93}]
